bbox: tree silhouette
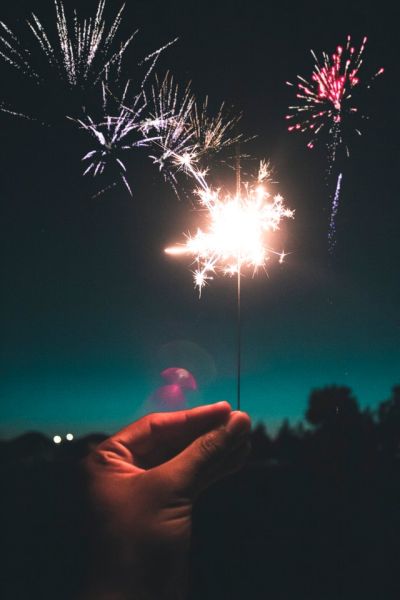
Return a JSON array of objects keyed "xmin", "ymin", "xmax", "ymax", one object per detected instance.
[
  {"xmin": 377, "ymin": 385, "xmax": 400, "ymax": 460},
  {"xmin": 274, "ymin": 419, "xmax": 303, "ymax": 464},
  {"xmin": 306, "ymin": 385, "xmax": 360, "ymax": 429},
  {"xmin": 250, "ymin": 423, "xmax": 272, "ymax": 463}
]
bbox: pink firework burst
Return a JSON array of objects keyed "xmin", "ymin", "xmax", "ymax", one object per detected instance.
[{"xmin": 286, "ymin": 35, "xmax": 384, "ymax": 151}]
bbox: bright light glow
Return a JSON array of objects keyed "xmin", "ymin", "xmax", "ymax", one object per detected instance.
[
  {"xmin": 66, "ymin": 433, "xmax": 74, "ymax": 441},
  {"xmin": 166, "ymin": 162, "xmax": 294, "ymax": 295},
  {"xmin": 165, "ymin": 246, "xmax": 188, "ymax": 256},
  {"xmin": 53, "ymin": 435, "xmax": 62, "ymax": 444}
]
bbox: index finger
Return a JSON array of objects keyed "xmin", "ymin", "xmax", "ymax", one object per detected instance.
[{"xmin": 113, "ymin": 401, "xmax": 232, "ymax": 456}]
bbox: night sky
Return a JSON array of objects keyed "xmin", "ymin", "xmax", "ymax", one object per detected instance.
[{"xmin": 1, "ymin": 0, "xmax": 399, "ymax": 438}]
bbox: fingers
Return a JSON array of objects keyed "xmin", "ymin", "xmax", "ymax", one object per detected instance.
[
  {"xmin": 161, "ymin": 411, "xmax": 251, "ymax": 496},
  {"xmin": 109, "ymin": 402, "xmax": 232, "ymax": 466}
]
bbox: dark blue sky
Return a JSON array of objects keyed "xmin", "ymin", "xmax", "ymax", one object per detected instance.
[{"xmin": 1, "ymin": 0, "xmax": 399, "ymax": 437}]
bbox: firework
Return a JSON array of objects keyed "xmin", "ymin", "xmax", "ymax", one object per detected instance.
[
  {"xmin": 286, "ymin": 35, "xmax": 383, "ymax": 250},
  {"xmin": 77, "ymin": 72, "xmax": 243, "ymax": 197},
  {"xmin": 0, "ymin": 1, "xmax": 179, "ymax": 127},
  {"xmin": 0, "ymin": 1, "xmax": 134, "ymax": 89},
  {"xmin": 286, "ymin": 35, "xmax": 383, "ymax": 153},
  {"xmin": 70, "ymin": 81, "xmax": 159, "ymax": 195},
  {"xmin": 0, "ymin": 2, "xmax": 243, "ymax": 197},
  {"xmin": 144, "ymin": 73, "xmax": 242, "ymax": 197},
  {"xmin": 165, "ymin": 161, "xmax": 293, "ymax": 296},
  {"xmin": 75, "ymin": 104, "xmax": 150, "ymax": 195},
  {"xmin": 73, "ymin": 72, "xmax": 241, "ymax": 196}
]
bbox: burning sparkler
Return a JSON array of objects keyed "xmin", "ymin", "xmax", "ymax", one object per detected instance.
[
  {"xmin": 286, "ymin": 35, "xmax": 383, "ymax": 249},
  {"xmin": 165, "ymin": 161, "xmax": 294, "ymax": 408}
]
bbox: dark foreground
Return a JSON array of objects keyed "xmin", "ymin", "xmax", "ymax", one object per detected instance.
[{"xmin": 2, "ymin": 385, "xmax": 400, "ymax": 599}]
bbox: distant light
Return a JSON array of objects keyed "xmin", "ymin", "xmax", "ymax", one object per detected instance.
[
  {"xmin": 66, "ymin": 433, "xmax": 74, "ymax": 441},
  {"xmin": 53, "ymin": 435, "xmax": 62, "ymax": 444}
]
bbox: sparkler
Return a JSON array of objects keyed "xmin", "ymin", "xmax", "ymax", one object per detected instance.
[
  {"xmin": 286, "ymin": 36, "xmax": 383, "ymax": 249},
  {"xmin": 165, "ymin": 160, "xmax": 294, "ymax": 408}
]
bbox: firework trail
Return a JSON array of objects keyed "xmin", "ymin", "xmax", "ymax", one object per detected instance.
[
  {"xmin": 286, "ymin": 35, "xmax": 383, "ymax": 249},
  {"xmin": 328, "ymin": 172, "xmax": 343, "ymax": 253},
  {"xmin": 165, "ymin": 161, "xmax": 293, "ymax": 296}
]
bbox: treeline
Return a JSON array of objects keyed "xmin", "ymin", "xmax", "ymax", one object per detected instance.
[{"xmin": 250, "ymin": 384, "xmax": 400, "ymax": 470}]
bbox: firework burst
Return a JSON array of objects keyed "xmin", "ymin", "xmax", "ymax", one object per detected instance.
[
  {"xmin": 74, "ymin": 73, "xmax": 242, "ymax": 197},
  {"xmin": 286, "ymin": 35, "xmax": 383, "ymax": 250},
  {"xmin": 0, "ymin": 1, "xmax": 134, "ymax": 89},
  {"xmin": 0, "ymin": 2, "xmax": 243, "ymax": 198},
  {"xmin": 74, "ymin": 86, "xmax": 158, "ymax": 196},
  {"xmin": 144, "ymin": 73, "xmax": 242, "ymax": 197},
  {"xmin": 286, "ymin": 35, "xmax": 383, "ymax": 153}
]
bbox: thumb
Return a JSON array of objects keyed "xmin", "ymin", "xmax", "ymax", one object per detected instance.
[{"xmin": 163, "ymin": 411, "xmax": 251, "ymax": 496}]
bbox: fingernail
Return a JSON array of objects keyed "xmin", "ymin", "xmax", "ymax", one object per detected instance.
[{"xmin": 227, "ymin": 412, "xmax": 250, "ymax": 436}]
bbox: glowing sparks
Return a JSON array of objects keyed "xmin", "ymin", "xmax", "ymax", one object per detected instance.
[
  {"xmin": 286, "ymin": 35, "xmax": 384, "ymax": 152},
  {"xmin": 166, "ymin": 163, "xmax": 294, "ymax": 295},
  {"xmin": 328, "ymin": 173, "xmax": 343, "ymax": 254}
]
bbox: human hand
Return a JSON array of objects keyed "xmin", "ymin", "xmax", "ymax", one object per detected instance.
[{"xmin": 81, "ymin": 402, "xmax": 251, "ymax": 600}]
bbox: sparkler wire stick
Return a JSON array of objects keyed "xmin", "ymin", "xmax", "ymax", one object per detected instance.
[
  {"xmin": 236, "ymin": 143, "xmax": 242, "ymax": 410},
  {"xmin": 237, "ymin": 251, "xmax": 242, "ymax": 410},
  {"xmin": 165, "ymin": 160, "xmax": 293, "ymax": 411}
]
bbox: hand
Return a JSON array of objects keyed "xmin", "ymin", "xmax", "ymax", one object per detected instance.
[{"xmin": 81, "ymin": 402, "xmax": 251, "ymax": 600}]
